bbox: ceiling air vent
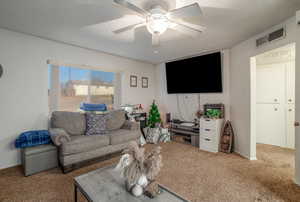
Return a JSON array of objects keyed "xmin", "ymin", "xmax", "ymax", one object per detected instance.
[
  {"xmin": 256, "ymin": 27, "xmax": 285, "ymax": 48},
  {"xmin": 256, "ymin": 35, "xmax": 268, "ymax": 47},
  {"xmin": 268, "ymin": 28, "xmax": 285, "ymax": 42}
]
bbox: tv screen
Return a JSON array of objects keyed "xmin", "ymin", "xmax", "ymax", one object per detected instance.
[{"xmin": 165, "ymin": 52, "xmax": 222, "ymax": 94}]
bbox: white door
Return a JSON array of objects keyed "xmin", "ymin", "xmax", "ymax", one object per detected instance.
[
  {"xmin": 286, "ymin": 104, "xmax": 295, "ymax": 149},
  {"xmin": 286, "ymin": 61, "xmax": 296, "ymax": 149},
  {"xmin": 256, "ymin": 64, "xmax": 286, "ymax": 147},
  {"xmin": 286, "ymin": 61, "xmax": 295, "ymax": 104},
  {"xmin": 256, "ymin": 61, "xmax": 295, "ymax": 148},
  {"xmin": 256, "ymin": 64, "xmax": 285, "ymax": 104},
  {"xmin": 256, "ymin": 104, "xmax": 285, "ymax": 147}
]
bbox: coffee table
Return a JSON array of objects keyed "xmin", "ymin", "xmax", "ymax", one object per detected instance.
[{"xmin": 74, "ymin": 165, "xmax": 189, "ymax": 202}]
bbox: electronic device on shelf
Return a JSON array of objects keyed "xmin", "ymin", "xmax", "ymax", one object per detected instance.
[
  {"xmin": 180, "ymin": 122, "xmax": 195, "ymax": 127},
  {"xmin": 170, "ymin": 120, "xmax": 199, "ymax": 133},
  {"xmin": 170, "ymin": 119, "xmax": 199, "ymax": 147},
  {"xmin": 172, "ymin": 119, "xmax": 183, "ymax": 124},
  {"xmin": 171, "ymin": 124, "xmax": 199, "ymax": 133}
]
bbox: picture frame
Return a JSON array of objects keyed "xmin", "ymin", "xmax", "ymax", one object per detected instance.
[
  {"xmin": 142, "ymin": 77, "xmax": 148, "ymax": 88},
  {"xmin": 130, "ymin": 75, "xmax": 137, "ymax": 87}
]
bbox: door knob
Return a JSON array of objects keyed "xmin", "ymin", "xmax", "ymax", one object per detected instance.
[
  {"xmin": 288, "ymin": 99, "xmax": 292, "ymax": 102},
  {"xmin": 274, "ymin": 108, "xmax": 278, "ymax": 111},
  {"xmin": 274, "ymin": 99, "xmax": 278, "ymax": 102},
  {"xmin": 295, "ymin": 122, "xmax": 300, "ymax": 127},
  {"xmin": 289, "ymin": 109, "xmax": 292, "ymax": 112}
]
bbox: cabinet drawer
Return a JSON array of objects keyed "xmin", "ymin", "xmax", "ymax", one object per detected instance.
[
  {"xmin": 200, "ymin": 128, "xmax": 216, "ymax": 141},
  {"xmin": 200, "ymin": 136, "xmax": 216, "ymax": 144},
  {"xmin": 200, "ymin": 137, "xmax": 218, "ymax": 153},
  {"xmin": 200, "ymin": 119, "xmax": 216, "ymax": 130}
]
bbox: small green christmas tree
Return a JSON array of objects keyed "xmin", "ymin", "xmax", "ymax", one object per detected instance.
[{"xmin": 148, "ymin": 100, "xmax": 162, "ymax": 128}]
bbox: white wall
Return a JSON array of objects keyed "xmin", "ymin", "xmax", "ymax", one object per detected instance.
[
  {"xmin": 155, "ymin": 50, "xmax": 231, "ymax": 123},
  {"xmin": 230, "ymin": 16, "xmax": 300, "ymax": 184},
  {"xmin": 0, "ymin": 28, "xmax": 156, "ymax": 169}
]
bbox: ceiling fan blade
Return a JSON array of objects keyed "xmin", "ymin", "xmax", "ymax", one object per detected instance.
[
  {"xmin": 113, "ymin": 0, "xmax": 149, "ymax": 17},
  {"xmin": 113, "ymin": 22, "xmax": 145, "ymax": 34},
  {"xmin": 170, "ymin": 21, "xmax": 205, "ymax": 38},
  {"xmin": 168, "ymin": 3, "xmax": 202, "ymax": 20},
  {"xmin": 171, "ymin": 19, "xmax": 205, "ymax": 33},
  {"xmin": 170, "ymin": 26, "xmax": 198, "ymax": 38},
  {"xmin": 152, "ymin": 34, "xmax": 160, "ymax": 47}
]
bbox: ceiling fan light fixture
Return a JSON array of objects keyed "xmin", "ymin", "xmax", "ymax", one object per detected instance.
[
  {"xmin": 113, "ymin": 0, "xmax": 205, "ymax": 46},
  {"xmin": 146, "ymin": 14, "xmax": 169, "ymax": 35}
]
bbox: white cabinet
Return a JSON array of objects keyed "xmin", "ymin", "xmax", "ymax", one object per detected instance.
[
  {"xmin": 286, "ymin": 61, "xmax": 295, "ymax": 104},
  {"xmin": 256, "ymin": 64, "xmax": 285, "ymax": 104},
  {"xmin": 256, "ymin": 104, "xmax": 285, "ymax": 147},
  {"xmin": 199, "ymin": 118, "xmax": 224, "ymax": 153},
  {"xmin": 285, "ymin": 61, "xmax": 295, "ymax": 148},
  {"xmin": 286, "ymin": 104, "xmax": 295, "ymax": 149},
  {"xmin": 256, "ymin": 60, "xmax": 295, "ymax": 148}
]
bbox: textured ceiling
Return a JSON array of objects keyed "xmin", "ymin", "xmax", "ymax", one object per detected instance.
[{"xmin": 0, "ymin": 0, "xmax": 300, "ymax": 64}]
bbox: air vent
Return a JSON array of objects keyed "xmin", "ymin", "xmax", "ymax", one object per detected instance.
[
  {"xmin": 256, "ymin": 27, "xmax": 285, "ymax": 48},
  {"xmin": 268, "ymin": 28, "xmax": 285, "ymax": 42},
  {"xmin": 256, "ymin": 35, "xmax": 268, "ymax": 47}
]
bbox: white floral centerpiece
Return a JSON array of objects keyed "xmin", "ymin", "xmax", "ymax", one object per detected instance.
[{"xmin": 115, "ymin": 141, "xmax": 162, "ymax": 197}]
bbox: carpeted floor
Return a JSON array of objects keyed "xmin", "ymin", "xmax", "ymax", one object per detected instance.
[{"xmin": 0, "ymin": 142, "xmax": 299, "ymax": 202}]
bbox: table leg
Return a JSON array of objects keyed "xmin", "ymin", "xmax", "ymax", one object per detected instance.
[{"xmin": 74, "ymin": 184, "xmax": 77, "ymax": 202}]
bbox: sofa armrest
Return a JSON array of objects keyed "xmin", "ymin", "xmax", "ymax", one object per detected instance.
[
  {"xmin": 49, "ymin": 128, "xmax": 71, "ymax": 146},
  {"xmin": 121, "ymin": 120, "xmax": 140, "ymax": 131}
]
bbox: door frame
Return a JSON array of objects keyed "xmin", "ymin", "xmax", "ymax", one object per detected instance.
[{"xmin": 250, "ymin": 43, "xmax": 296, "ymax": 160}]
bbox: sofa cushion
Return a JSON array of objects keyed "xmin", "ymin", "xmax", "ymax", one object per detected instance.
[
  {"xmin": 60, "ymin": 142, "xmax": 134, "ymax": 166},
  {"xmin": 85, "ymin": 113, "xmax": 109, "ymax": 136},
  {"xmin": 106, "ymin": 110, "xmax": 126, "ymax": 131},
  {"xmin": 109, "ymin": 129, "xmax": 141, "ymax": 145},
  {"xmin": 51, "ymin": 111, "xmax": 86, "ymax": 136},
  {"xmin": 61, "ymin": 135, "xmax": 110, "ymax": 155}
]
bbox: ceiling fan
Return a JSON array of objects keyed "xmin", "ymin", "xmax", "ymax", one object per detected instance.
[{"xmin": 113, "ymin": 0, "xmax": 206, "ymax": 47}]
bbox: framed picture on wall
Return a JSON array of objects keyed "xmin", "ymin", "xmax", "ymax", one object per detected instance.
[
  {"xmin": 142, "ymin": 77, "xmax": 148, "ymax": 88},
  {"xmin": 130, "ymin": 75, "xmax": 137, "ymax": 87}
]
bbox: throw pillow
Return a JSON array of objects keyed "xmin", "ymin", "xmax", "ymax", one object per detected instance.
[
  {"xmin": 106, "ymin": 110, "xmax": 126, "ymax": 131},
  {"xmin": 85, "ymin": 113, "xmax": 108, "ymax": 136}
]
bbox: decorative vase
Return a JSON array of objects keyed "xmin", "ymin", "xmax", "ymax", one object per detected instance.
[
  {"xmin": 137, "ymin": 174, "xmax": 148, "ymax": 187},
  {"xmin": 125, "ymin": 175, "xmax": 148, "ymax": 196},
  {"xmin": 132, "ymin": 184, "xmax": 143, "ymax": 196},
  {"xmin": 116, "ymin": 141, "xmax": 162, "ymax": 198}
]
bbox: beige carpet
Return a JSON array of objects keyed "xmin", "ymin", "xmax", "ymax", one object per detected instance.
[{"xmin": 0, "ymin": 142, "xmax": 299, "ymax": 202}]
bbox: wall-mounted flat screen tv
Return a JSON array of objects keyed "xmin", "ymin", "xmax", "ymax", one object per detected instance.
[{"xmin": 165, "ymin": 52, "xmax": 222, "ymax": 94}]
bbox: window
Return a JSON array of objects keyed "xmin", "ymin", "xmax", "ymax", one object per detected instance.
[{"xmin": 48, "ymin": 65, "xmax": 115, "ymax": 112}]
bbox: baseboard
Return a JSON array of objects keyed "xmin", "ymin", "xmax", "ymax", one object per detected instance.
[
  {"xmin": 0, "ymin": 163, "xmax": 21, "ymax": 171},
  {"xmin": 294, "ymin": 178, "xmax": 300, "ymax": 186},
  {"xmin": 234, "ymin": 150, "xmax": 256, "ymax": 160},
  {"xmin": 234, "ymin": 150, "xmax": 248, "ymax": 159}
]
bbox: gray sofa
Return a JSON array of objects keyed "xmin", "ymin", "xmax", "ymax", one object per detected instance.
[{"xmin": 49, "ymin": 110, "xmax": 141, "ymax": 173}]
